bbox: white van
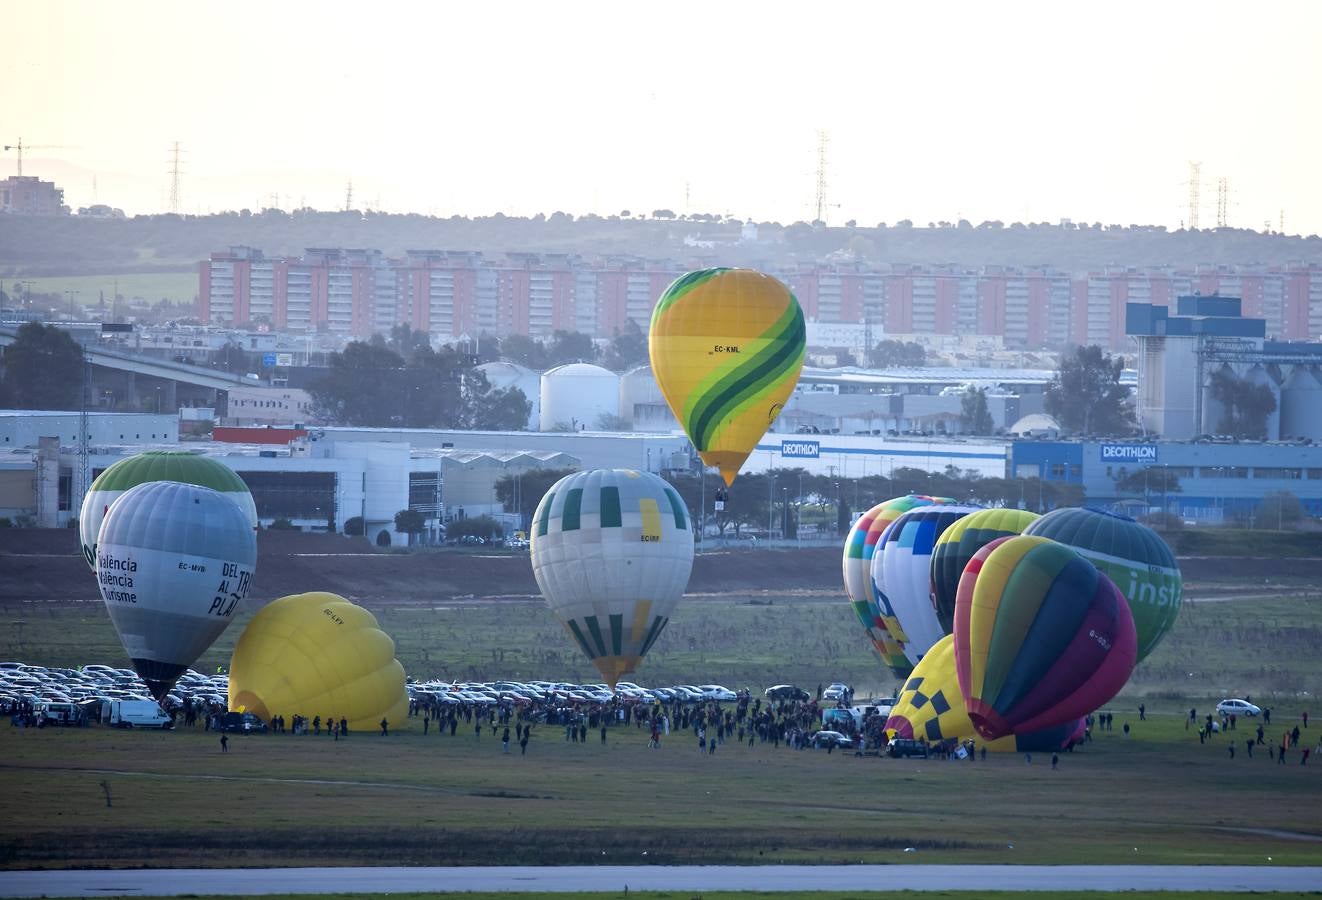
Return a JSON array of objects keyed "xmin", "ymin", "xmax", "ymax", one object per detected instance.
[{"xmin": 103, "ymin": 699, "xmax": 173, "ymax": 729}]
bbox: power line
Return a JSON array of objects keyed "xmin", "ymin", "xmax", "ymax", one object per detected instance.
[
  {"xmin": 814, "ymin": 130, "xmax": 830, "ymax": 225},
  {"xmin": 167, "ymin": 141, "xmax": 184, "ymax": 214}
]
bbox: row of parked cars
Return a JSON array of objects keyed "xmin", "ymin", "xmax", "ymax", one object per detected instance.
[
  {"xmin": 408, "ymin": 679, "xmax": 743, "ymax": 707},
  {"xmin": 1, "ymin": 661, "xmax": 232, "ymax": 727}
]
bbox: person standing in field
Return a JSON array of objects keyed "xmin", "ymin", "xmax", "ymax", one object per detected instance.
[
  {"xmin": 220, "ymin": 733, "xmax": 228, "ymax": 753},
  {"xmin": 502, "ymin": 726, "xmax": 510, "ymax": 753}
]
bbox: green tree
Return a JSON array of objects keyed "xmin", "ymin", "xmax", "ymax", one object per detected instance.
[
  {"xmin": 1044, "ymin": 345, "xmax": 1134, "ymax": 436},
  {"xmin": 0, "ymin": 322, "xmax": 85, "ymax": 409},
  {"xmin": 343, "ymin": 516, "xmax": 365, "ymax": 536},
  {"xmin": 307, "ymin": 341, "xmax": 406, "ymax": 426},
  {"xmin": 500, "ymin": 334, "xmax": 549, "ymax": 370},
  {"xmin": 1114, "ymin": 466, "xmax": 1182, "ymax": 499},
  {"xmin": 387, "ymin": 324, "xmax": 430, "ymax": 356},
  {"xmin": 867, "ymin": 339, "xmax": 926, "ymax": 368},
  {"xmin": 214, "ymin": 340, "xmax": 249, "ymax": 374},
  {"xmin": 1208, "ymin": 369, "xmax": 1277, "ymax": 438},
  {"xmin": 546, "ymin": 330, "xmax": 598, "ymax": 367},
  {"xmin": 1256, "ymin": 491, "xmax": 1304, "ymax": 530},
  {"xmin": 446, "ymin": 515, "xmax": 504, "ymax": 541},
  {"xmin": 394, "ymin": 508, "xmax": 426, "ymax": 543},
  {"xmin": 494, "ymin": 466, "xmax": 578, "ymax": 528},
  {"xmin": 601, "ymin": 319, "xmax": 648, "ymax": 372},
  {"xmin": 471, "ymin": 384, "xmax": 532, "ymax": 430},
  {"xmin": 309, "ymin": 341, "xmax": 529, "ymax": 429},
  {"xmin": 960, "ymin": 386, "xmax": 994, "ymax": 435}
]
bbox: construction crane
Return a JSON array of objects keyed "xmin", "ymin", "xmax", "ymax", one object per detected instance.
[{"xmin": 4, "ymin": 138, "xmax": 73, "ymax": 177}]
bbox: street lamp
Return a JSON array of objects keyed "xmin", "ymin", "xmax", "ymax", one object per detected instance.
[
  {"xmin": 797, "ymin": 473, "xmax": 805, "ymax": 544},
  {"xmin": 65, "ymin": 290, "xmax": 79, "ymax": 322}
]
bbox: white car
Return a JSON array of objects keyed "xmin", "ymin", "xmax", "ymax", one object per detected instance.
[
  {"xmin": 698, "ymin": 685, "xmax": 737, "ymax": 702},
  {"xmin": 1216, "ymin": 698, "xmax": 1261, "ymax": 717},
  {"xmin": 822, "ymin": 682, "xmax": 851, "ymax": 702}
]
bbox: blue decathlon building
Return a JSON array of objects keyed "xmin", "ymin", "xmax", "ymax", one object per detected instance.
[{"xmin": 1009, "ymin": 439, "xmax": 1322, "ymax": 523}]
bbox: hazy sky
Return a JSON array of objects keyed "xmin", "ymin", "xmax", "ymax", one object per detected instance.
[{"xmin": 6, "ymin": 1, "xmax": 1320, "ymax": 233}]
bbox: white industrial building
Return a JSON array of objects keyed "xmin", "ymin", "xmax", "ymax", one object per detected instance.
[{"xmin": 0, "ymin": 411, "xmax": 178, "ymax": 448}]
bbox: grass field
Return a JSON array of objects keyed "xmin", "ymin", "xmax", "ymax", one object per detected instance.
[
  {"xmin": 0, "ymin": 707, "xmax": 1319, "ymax": 871},
  {"xmin": 3, "ymin": 587, "xmax": 1320, "ymax": 701},
  {"xmin": 23, "ymin": 888, "xmax": 1322, "ymax": 893},
  {"xmin": 2, "ymin": 554, "xmax": 1319, "ymax": 872},
  {"xmin": 12, "ymin": 272, "xmax": 197, "ymax": 308}
]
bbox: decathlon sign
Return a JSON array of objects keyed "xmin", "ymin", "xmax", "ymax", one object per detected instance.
[
  {"xmin": 781, "ymin": 440, "xmax": 820, "ymax": 459},
  {"xmin": 1100, "ymin": 444, "xmax": 1158, "ymax": 463}
]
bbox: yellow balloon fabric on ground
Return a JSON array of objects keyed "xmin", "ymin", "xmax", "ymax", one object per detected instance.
[
  {"xmin": 884, "ymin": 635, "xmax": 1016, "ymax": 751},
  {"xmin": 649, "ymin": 268, "xmax": 806, "ymax": 486},
  {"xmin": 228, "ymin": 592, "xmax": 409, "ymax": 733}
]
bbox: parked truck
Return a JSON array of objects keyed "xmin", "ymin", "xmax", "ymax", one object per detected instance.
[{"xmin": 102, "ymin": 699, "xmax": 172, "ymax": 729}]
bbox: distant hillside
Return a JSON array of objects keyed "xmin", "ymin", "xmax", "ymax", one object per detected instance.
[{"xmin": 2, "ymin": 211, "xmax": 1320, "ymax": 278}]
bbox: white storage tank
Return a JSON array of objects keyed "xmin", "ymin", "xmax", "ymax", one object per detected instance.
[
  {"xmin": 476, "ymin": 361, "xmax": 541, "ymax": 430},
  {"xmin": 540, "ymin": 363, "xmax": 621, "ymax": 432},
  {"xmin": 618, "ymin": 365, "xmax": 678, "ymax": 432},
  {"xmin": 1279, "ymin": 365, "xmax": 1322, "ymax": 441}
]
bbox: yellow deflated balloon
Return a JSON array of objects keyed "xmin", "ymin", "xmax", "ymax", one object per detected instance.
[
  {"xmin": 649, "ymin": 268, "xmax": 806, "ymax": 486},
  {"xmin": 228, "ymin": 592, "xmax": 409, "ymax": 733}
]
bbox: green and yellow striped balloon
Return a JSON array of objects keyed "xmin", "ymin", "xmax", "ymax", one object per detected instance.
[{"xmin": 649, "ymin": 268, "xmax": 806, "ymax": 486}]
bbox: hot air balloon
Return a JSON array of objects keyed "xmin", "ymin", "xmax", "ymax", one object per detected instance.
[
  {"xmin": 648, "ymin": 268, "xmax": 806, "ymax": 486},
  {"xmin": 95, "ymin": 480, "xmax": 257, "ymax": 701},
  {"xmin": 80, "ymin": 451, "xmax": 257, "ymax": 570},
  {"xmin": 884, "ymin": 635, "xmax": 1083, "ymax": 752},
  {"xmin": 953, "ymin": 535, "xmax": 1137, "ymax": 741},
  {"xmin": 531, "ymin": 468, "xmax": 694, "ymax": 688},
  {"xmin": 228, "ymin": 592, "xmax": 408, "ymax": 733},
  {"xmin": 842, "ymin": 495, "xmax": 950, "ymax": 677},
  {"xmin": 930, "ymin": 508, "xmax": 1040, "ymax": 634},
  {"xmin": 1023, "ymin": 507, "xmax": 1181, "ymax": 662},
  {"xmin": 875, "ymin": 504, "xmax": 981, "ymax": 666}
]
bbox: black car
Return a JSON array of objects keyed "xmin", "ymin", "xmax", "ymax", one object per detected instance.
[
  {"xmin": 764, "ymin": 684, "xmax": 810, "ymax": 702},
  {"xmin": 887, "ymin": 738, "xmax": 929, "ymax": 759},
  {"xmin": 219, "ymin": 711, "xmax": 268, "ymax": 734}
]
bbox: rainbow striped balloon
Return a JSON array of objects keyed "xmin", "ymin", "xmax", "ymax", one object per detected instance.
[
  {"xmin": 649, "ymin": 268, "xmax": 806, "ymax": 486},
  {"xmin": 954, "ymin": 535, "xmax": 1137, "ymax": 741}
]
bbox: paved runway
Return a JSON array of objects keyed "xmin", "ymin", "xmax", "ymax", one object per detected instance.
[{"xmin": 2, "ymin": 864, "xmax": 1320, "ymax": 896}]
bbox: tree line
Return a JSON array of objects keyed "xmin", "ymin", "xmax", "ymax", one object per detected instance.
[
  {"xmin": 4, "ymin": 209, "xmax": 1318, "ymax": 279},
  {"xmin": 494, "ymin": 465, "xmax": 1088, "ymax": 540}
]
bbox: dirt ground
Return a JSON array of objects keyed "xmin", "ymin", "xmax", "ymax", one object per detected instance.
[
  {"xmin": 3, "ymin": 529, "xmax": 1315, "ymax": 608},
  {"xmin": 0, "ymin": 529, "xmax": 853, "ymax": 606}
]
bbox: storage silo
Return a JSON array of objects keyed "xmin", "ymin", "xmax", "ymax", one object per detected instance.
[
  {"xmin": 476, "ymin": 361, "xmax": 541, "ymax": 430},
  {"xmin": 1279, "ymin": 365, "xmax": 1322, "ymax": 440},
  {"xmin": 1244, "ymin": 365, "xmax": 1281, "ymax": 440},
  {"xmin": 618, "ymin": 365, "xmax": 678, "ymax": 432},
  {"xmin": 540, "ymin": 363, "xmax": 621, "ymax": 432}
]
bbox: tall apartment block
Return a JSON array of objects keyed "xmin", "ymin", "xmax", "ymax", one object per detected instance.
[{"xmin": 200, "ymin": 246, "xmax": 1322, "ymax": 351}]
